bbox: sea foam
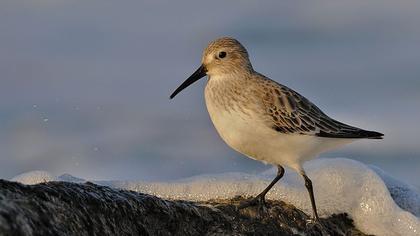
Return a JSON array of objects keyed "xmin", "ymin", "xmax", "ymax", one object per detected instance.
[{"xmin": 11, "ymin": 158, "xmax": 420, "ymax": 236}]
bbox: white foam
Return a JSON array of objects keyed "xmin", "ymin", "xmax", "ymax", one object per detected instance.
[
  {"xmin": 11, "ymin": 172, "xmax": 85, "ymax": 185},
  {"xmin": 11, "ymin": 170, "xmax": 55, "ymax": 185},
  {"xmin": 10, "ymin": 158, "xmax": 420, "ymax": 236},
  {"xmin": 106, "ymin": 158, "xmax": 420, "ymax": 236},
  {"xmin": 370, "ymin": 165, "xmax": 420, "ymax": 217}
]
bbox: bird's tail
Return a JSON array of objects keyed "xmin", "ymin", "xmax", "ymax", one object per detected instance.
[
  {"xmin": 353, "ymin": 130, "xmax": 384, "ymax": 139},
  {"xmin": 364, "ymin": 130, "xmax": 384, "ymax": 139}
]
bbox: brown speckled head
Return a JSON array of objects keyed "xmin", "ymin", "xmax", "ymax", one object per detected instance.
[{"xmin": 201, "ymin": 37, "xmax": 253, "ymax": 77}]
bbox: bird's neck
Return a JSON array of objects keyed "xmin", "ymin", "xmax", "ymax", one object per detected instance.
[
  {"xmin": 208, "ymin": 68, "xmax": 253, "ymax": 82},
  {"xmin": 206, "ymin": 73, "xmax": 246, "ymax": 93},
  {"xmin": 205, "ymin": 72, "xmax": 254, "ymax": 113}
]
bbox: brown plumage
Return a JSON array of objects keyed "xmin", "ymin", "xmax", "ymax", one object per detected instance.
[{"xmin": 170, "ymin": 37, "xmax": 384, "ymax": 222}]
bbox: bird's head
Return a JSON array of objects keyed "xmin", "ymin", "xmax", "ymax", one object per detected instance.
[{"xmin": 170, "ymin": 37, "xmax": 252, "ymax": 99}]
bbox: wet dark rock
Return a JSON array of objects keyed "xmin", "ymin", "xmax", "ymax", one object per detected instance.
[{"xmin": 0, "ymin": 180, "xmax": 369, "ymax": 236}]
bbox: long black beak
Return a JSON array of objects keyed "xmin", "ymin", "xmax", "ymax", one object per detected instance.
[{"xmin": 170, "ymin": 65, "xmax": 207, "ymax": 99}]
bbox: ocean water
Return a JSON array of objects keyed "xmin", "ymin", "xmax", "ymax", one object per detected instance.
[{"xmin": 0, "ymin": 1, "xmax": 419, "ymax": 189}]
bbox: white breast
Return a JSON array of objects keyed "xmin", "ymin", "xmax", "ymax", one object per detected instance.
[
  {"xmin": 204, "ymin": 79, "xmax": 284, "ymax": 164},
  {"xmin": 204, "ymin": 78, "xmax": 354, "ymax": 172}
]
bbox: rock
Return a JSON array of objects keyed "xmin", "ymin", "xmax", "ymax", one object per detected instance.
[{"xmin": 0, "ymin": 180, "xmax": 368, "ymax": 236}]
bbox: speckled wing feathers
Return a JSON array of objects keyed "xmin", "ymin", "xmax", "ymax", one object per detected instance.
[{"xmin": 260, "ymin": 78, "xmax": 383, "ymax": 139}]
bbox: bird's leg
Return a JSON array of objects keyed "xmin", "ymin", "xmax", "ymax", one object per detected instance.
[
  {"xmin": 238, "ymin": 166, "xmax": 285, "ymax": 211},
  {"xmin": 301, "ymin": 172, "xmax": 320, "ymax": 223},
  {"xmin": 301, "ymin": 172, "xmax": 329, "ymax": 234}
]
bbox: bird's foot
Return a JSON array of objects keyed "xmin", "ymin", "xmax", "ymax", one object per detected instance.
[
  {"xmin": 237, "ymin": 195, "xmax": 268, "ymax": 216},
  {"xmin": 306, "ymin": 215, "xmax": 317, "ymax": 223},
  {"xmin": 306, "ymin": 217, "xmax": 329, "ymax": 235}
]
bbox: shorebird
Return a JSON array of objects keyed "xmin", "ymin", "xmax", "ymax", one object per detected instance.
[{"xmin": 170, "ymin": 37, "xmax": 383, "ymax": 222}]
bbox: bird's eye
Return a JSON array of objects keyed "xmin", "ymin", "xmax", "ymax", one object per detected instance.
[{"xmin": 218, "ymin": 51, "xmax": 227, "ymax": 58}]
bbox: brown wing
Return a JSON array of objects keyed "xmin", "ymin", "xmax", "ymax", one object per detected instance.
[{"xmin": 260, "ymin": 79, "xmax": 383, "ymax": 139}]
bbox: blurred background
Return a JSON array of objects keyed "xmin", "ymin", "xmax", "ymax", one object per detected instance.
[{"xmin": 0, "ymin": 1, "xmax": 419, "ymax": 188}]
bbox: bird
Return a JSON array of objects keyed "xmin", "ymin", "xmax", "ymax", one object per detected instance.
[{"xmin": 169, "ymin": 37, "xmax": 383, "ymax": 222}]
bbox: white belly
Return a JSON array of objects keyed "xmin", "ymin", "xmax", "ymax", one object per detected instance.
[{"xmin": 204, "ymin": 89, "xmax": 353, "ymax": 171}]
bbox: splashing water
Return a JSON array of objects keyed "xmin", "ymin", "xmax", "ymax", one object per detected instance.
[{"xmin": 11, "ymin": 158, "xmax": 420, "ymax": 236}]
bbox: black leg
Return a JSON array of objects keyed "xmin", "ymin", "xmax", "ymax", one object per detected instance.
[
  {"xmin": 238, "ymin": 166, "xmax": 285, "ymax": 210},
  {"xmin": 302, "ymin": 173, "xmax": 320, "ymax": 221},
  {"xmin": 258, "ymin": 166, "xmax": 285, "ymax": 198}
]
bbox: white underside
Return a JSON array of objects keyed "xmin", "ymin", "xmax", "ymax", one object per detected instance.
[{"xmin": 205, "ymin": 91, "xmax": 354, "ymax": 173}]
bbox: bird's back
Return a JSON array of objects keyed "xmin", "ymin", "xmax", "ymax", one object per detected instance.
[{"xmin": 248, "ymin": 73, "xmax": 384, "ymax": 140}]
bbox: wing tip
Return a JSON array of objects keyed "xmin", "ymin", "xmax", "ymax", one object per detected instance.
[
  {"xmin": 316, "ymin": 130, "xmax": 384, "ymax": 139},
  {"xmin": 366, "ymin": 131, "xmax": 384, "ymax": 139}
]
